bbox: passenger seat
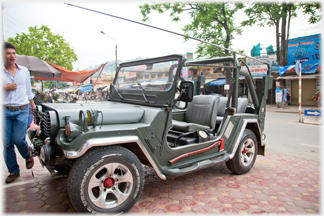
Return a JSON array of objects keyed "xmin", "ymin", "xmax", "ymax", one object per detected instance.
[{"xmin": 172, "ymin": 95, "xmax": 220, "ymax": 132}]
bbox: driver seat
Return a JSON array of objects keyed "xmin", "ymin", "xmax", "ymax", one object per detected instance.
[{"xmin": 172, "ymin": 95, "xmax": 220, "ymax": 132}]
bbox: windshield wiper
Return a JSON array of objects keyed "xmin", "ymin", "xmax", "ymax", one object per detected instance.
[
  {"xmin": 133, "ymin": 77, "xmax": 149, "ymax": 103},
  {"xmin": 111, "ymin": 84, "xmax": 124, "ymax": 100}
]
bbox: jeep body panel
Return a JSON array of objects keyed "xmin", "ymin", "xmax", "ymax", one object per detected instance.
[{"xmin": 29, "ymin": 53, "xmax": 270, "ymax": 181}]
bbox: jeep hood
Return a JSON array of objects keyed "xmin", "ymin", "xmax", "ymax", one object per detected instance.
[{"xmin": 39, "ymin": 102, "xmax": 145, "ymax": 128}]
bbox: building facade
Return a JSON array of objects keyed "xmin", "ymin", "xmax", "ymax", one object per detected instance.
[
  {"xmin": 201, "ymin": 34, "xmax": 321, "ymax": 106},
  {"xmin": 276, "ymin": 34, "xmax": 321, "ymax": 106}
]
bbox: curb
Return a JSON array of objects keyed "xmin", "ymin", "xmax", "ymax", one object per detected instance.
[{"xmin": 302, "ymin": 116, "xmax": 322, "ymax": 125}]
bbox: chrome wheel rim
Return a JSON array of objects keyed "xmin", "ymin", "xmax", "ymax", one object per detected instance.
[
  {"xmin": 88, "ymin": 162, "xmax": 133, "ymax": 209},
  {"xmin": 240, "ymin": 138, "xmax": 255, "ymax": 166}
]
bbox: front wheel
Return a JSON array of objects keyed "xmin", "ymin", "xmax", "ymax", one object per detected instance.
[
  {"xmin": 226, "ymin": 129, "xmax": 258, "ymax": 174},
  {"xmin": 68, "ymin": 146, "xmax": 144, "ymax": 214}
]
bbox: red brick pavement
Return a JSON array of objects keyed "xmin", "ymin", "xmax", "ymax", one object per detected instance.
[{"xmin": 2, "ymin": 151, "xmax": 321, "ymax": 214}]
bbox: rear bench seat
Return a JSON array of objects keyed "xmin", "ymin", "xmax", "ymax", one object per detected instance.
[{"xmin": 216, "ymin": 97, "xmax": 249, "ymax": 124}]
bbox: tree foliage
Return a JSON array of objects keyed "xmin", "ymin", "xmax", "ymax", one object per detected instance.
[
  {"xmin": 42, "ymin": 81, "xmax": 68, "ymax": 90},
  {"xmin": 299, "ymin": 3, "xmax": 322, "ymax": 24},
  {"xmin": 242, "ymin": 2, "xmax": 321, "ymax": 66},
  {"xmin": 7, "ymin": 25, "xmax": 78, "ymax": 70},
  {"xmin": 140, "ymin": 2, "xmax": 244, "ymax": 59}
]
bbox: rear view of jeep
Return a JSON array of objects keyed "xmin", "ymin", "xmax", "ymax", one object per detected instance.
[{"xmin": 28, "ymin": 53, "xmax": 272, "ymax": 214}]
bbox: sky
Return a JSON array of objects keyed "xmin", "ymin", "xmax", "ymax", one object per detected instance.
[{"xmin": 2, "ymin": 1, "xmax": 323, "ymax": 70}]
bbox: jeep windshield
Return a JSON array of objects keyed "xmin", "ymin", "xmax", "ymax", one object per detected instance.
[
  {"xmin": 109, "ymin": 54, "xmax": 185, "ymax": 107},
  {"xmin": 116, "ymin": 61, "xmax": 176, "ymax": 91}
]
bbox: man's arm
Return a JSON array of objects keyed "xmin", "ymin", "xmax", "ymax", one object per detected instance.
[
  {"xmin": 3, "ymin": 83, "xmax": 17, "ymax": 91},
  {"xmin": 29, "ymin": 98, "xmax": 35, "ymax": 111},
  {"xmin": 25, "ymin": 68, "xmax": 35, "ymax": 110}
]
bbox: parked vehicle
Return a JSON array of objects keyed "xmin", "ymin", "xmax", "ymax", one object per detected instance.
[{"xmin": 27, "ymin": 53, "xmax": 272, "ymax": 214}]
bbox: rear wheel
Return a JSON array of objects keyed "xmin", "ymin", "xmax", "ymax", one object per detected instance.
[
  {"xmin": 226, "ymin": 129, "xmax": 257, "ymax": 174},
  {"xmin": 68, "ymin": 146, "xmax": 144, "ymax": 214}
]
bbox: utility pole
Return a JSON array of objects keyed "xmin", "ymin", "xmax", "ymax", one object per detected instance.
[
  {"xmin": 2, "ymin": 2, "xmax": 5, "ymax": 41},
  {"xmin": 298, "ymin": 62, "xmax": 302, "ymax": 122},
  {"xmin": 100, "ymin": 31, "xmax": 117, "ymax": 73}
]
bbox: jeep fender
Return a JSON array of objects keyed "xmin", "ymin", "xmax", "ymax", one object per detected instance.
[
  {"xmin": 228, "ymin": 119, "xmax": 264, "ymax": 159},
  {"xmin": 63, "ymin": 135, "xmax": 166, "ymax": 180}
]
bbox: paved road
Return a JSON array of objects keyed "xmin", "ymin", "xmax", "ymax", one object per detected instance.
[
  {"xmin": 264, "ymin": 112, "xmax": 321, "ymax": 162},
  {"xmin": 2, "ymin": 110, "xmax": 321, "ymax": 214},
  {"xmin": 3, "ymin": 151, "xmax": 321, "ymax": 214}
]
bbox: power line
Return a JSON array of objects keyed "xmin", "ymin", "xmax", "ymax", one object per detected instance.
[
  {"xmin": 3, "ymin": 24, "xmax": 23, "ymax": 36},
  {"xmin": 4, "ymin": 21, "xmax": 25, "ymax": 33},
  {"xmin": 3, "ymin": 17, "xmax": 28, "ymax": 32},
  {"xmin": 3, "ymin": 29, "xmax": 17, "ymax": 37},
  {"xmin": 66, "ymin": 3, "xmax": 269, "ymax": 64},
  {"xmin": 4, "ymin": 11, "xmax": 29, "ymax": 29}
]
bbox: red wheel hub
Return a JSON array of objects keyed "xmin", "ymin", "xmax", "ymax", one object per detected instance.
[
  {"xmin": 103, "ymin": 178, "xmax": 114, "ymax": 188},
  {"xmin": 242, "ymin": 149, "xmax": 247, "ymax": 154}
]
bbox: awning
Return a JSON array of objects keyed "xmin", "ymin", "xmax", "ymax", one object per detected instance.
[
  {"xmin": 278, "ymin": 63, "xmax": 319, "ymax": 76},
  {"xmin": 16, "ymin": 54, "xmax": 61, "ymax": 79},
  {"xmin": 276, "ymin": 74, "xmax": 319, "ymax": 80},
  {"xmin": 34, "ymin": 63, "xmax": 105, "ymax": 83},
  {"xmin": 208, "ymin": 79, "xmax": 226, "ymax": 86},
  {"xmin": 53, "ymin": 89, "xmax": 66, "ymax": 93},
  {"xmin": 79, "ymin": 84, "xmax": 94, "ymax": 93},
  {"xmin": 65, "ymin": 87, "xmax": 78, "ymax": 93},
  {"xmin": 205, "ymin": 79, "xmax": 216, "ymax": 83},
  {"xmin": 96, "ymin": 86, "xmax": 107, "ymax": 91},
  {"xmin": 150, "ymin": 79, "xmax": 167, "ymax": 82}
]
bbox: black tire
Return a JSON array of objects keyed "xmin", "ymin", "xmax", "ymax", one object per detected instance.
[
  {"xmin": 67, "ymin": 146, "xmax": 144, "ymax": 214},
  {"xmin": 226, "ymin": 129, "xmax": 258, "ymax": 175},
  {"xmin": 54, "ymin": 165, "xmax": 71, "ymax": 174}
]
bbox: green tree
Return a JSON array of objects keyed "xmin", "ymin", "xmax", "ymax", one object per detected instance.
[
  {"xmin": 57, "ymin": 82, "xmax": 68, "ymax": 89},
  {"xmin": 42, "ymin": 81, "xmax": 68, "ymax": 90},
  {"xmin": 140, "ymin": 2, "xmax": 244, "ymax": 59},
  {"xmin": 7, "ymin": 25, "xmax": 78, "ymax": 70},
  {"xmin": 241, "ymin": 2, "xmax": 321, "ymax": 66},
  {"xmin": 43, "ymin": 81, "xmax": 55, "ymax": 90}
]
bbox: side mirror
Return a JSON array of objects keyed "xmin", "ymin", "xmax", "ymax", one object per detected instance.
[{"xmin": 179, "ymin": 81, "xmax": 194, "ymax": 102}]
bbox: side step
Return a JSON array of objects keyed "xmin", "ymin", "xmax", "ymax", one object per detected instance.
[{"xmin": 163, "ymin": 153, "xmax": 230, "ymax": 178}]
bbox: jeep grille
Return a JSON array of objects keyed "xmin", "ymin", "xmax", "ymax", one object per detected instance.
[
  {"xmin": 43, "ymin": 111, "xmax": 51, "ymax": 137},
  {"xmin": 33, "ymin": 106, "xmax": 41, "ymax": 125}
]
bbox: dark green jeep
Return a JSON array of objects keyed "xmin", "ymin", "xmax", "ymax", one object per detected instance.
[{"xmin": 28, "ymin": 53, "xmax": 272, "ymax": 214}]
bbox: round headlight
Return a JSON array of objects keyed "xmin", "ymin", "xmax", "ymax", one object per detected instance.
[
  {"xmin": 40, "ymin": 145, "xmax": 54, "ymax": 164},
  {"xmin": 86, "ymin": 109, "xmax": 98, "ymax": 124},
  {"xmin": 87, "ymin": 110, "xmax": 92, "ymax": 123},
  {"xmin": 79, "ymin": 110, "xmax": 88, "ymax": 132}
]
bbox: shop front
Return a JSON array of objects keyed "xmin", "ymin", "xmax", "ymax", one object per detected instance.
[
  {"xmin": 277, "ymin": 33, "xmax": 321, "ymax": 107},
  {"xmin": 276, "ymin": 74, "xmax": 321, "ymax": 106}
]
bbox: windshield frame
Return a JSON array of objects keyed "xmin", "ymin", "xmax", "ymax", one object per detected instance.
[
  {"xmin": 109, "ymin": 54, "xmax": 185, "ymax": 107},
  {"xmin": 115, "ymin": 60, "xmax": 177, "ymax": 93}
]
